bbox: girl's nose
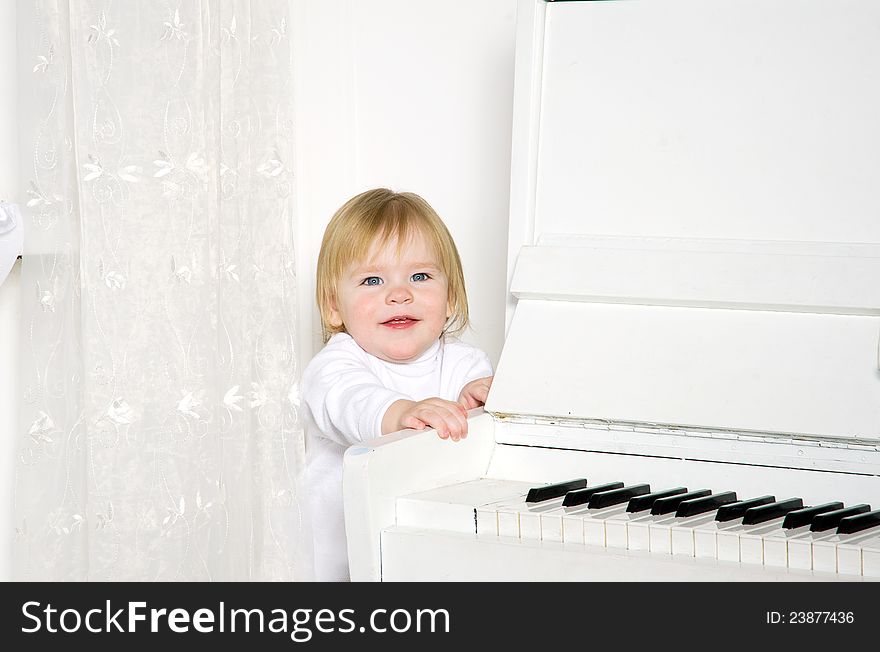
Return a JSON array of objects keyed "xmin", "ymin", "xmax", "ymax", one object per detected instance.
[{"xmin": 386, "ymin": 284, "xmax": 413, "ymax": 304}]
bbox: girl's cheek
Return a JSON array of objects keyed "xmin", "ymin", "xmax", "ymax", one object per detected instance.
[
  {"xmin": 353, "ymin": 300, "xmax": 372, "ymax": 319},
  {"xmin": 359, "ymin": 295, "xmax": 382, "ymax": 318}
]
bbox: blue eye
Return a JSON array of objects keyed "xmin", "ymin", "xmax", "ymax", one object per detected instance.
[
  {"xmin": 411, "ymin": 272, "xmax": 430, "ymax": 282},
  {"xmin": 361, "ymin": 276, "xmax": 382, "ymax": 286}
]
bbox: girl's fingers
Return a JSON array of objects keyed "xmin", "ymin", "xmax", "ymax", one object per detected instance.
[
  {"xmin": 402, "ymin": 416, "xmax": 427, "ymax": 430},
  {"xmin": 422, "ymin": 400, "xmax": 467, "ymax": 427},
  {"xmin": 416, "ymin": 404, "xmax": 467, "ymax": 441},
  {"xmin": 460, "ymin": 394, "xmax": 479, "ymax": 410},
  {"xmin": 444, "ymin": 406, "xmax": 467, "ymax": 441}
]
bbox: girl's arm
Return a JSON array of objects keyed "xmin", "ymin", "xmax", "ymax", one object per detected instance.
[
  {"xmin": 305, "ymin": 357, "xmax": 469, "ymax": 444},
  {"xmin": 304, "ymin": 356, "xmax": 408, "ymax": 446}
]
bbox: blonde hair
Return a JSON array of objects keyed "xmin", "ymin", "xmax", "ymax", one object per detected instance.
[{"xmin": 316, "ymin": 188, "xmax": 469, "ymax": 343}]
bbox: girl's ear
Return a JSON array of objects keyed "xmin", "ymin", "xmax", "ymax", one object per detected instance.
[{"xmin": 328, "ymin": 295, "xmax": 343, "ymax": 328}]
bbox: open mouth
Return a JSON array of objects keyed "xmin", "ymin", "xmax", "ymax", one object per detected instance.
[{"xmin": 381, "ymin": 315, "xmax": 419, "ymax": 329}]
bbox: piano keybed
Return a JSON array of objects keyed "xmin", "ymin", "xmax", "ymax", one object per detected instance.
[{"xmin": 395, "ymin": 477, "xmax": 880, "ymax": 579}]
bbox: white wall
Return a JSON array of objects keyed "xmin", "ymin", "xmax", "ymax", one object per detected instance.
[
  {"xmin": 0, "ymin": 0, "xmax": 19, "ymax": 582},
  {"xmin": 291, "ymin": 0, "xmax": 517, "ymax": 369}
]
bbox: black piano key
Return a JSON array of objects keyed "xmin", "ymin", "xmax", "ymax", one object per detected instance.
[
  {"xmin": 715, "ymin": 495, "xmax": 776, "ymax": 522},
  {"xmin": 562, "ymin": 482, "xmax": 624, "ymax": 507},
  {"xmin": 810, "ymin": 504, "xmax": 872, "ymax": 532},
  {"xmin": 526, "ymin": 478, "xmax": 588, "ymax": 503},
  {"xmin": 741, "ymin": 498, "xmax": 804, "ymax": 525},
  {"xmin": 837, "ymin": 509, "xmax": 880, "ymax": 535},
  {"xmin": 627, "ymin": 487, "xmax": 688, "ymax": 513},
  {"xmin": 650, "ymin": 489, "xmax": 712, "ymax": 516},
  {"xmin": 675, "ymin": 491, "xmax": 738, "ymax": 518},
  {"xmin": 782, "ymin": 502, "xmax": 845, "ymax": 530},
  {"xmin": 588, "ymin": 484, "xmax": 651, "ymax": 510}
]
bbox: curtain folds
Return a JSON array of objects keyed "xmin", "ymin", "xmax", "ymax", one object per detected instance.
[{"xmin": 14, "ymin": 0, "xmax": 310, "ymax": 581}]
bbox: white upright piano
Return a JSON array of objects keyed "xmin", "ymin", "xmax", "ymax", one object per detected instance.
[{"xmin": 343, "ymin": 0, "xmax": 880, "ymax": 581}]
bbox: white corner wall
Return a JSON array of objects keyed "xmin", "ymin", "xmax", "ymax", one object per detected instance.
[{"xmin": 291, "ymin": 0, "xmax": 517, "ymax": 369}]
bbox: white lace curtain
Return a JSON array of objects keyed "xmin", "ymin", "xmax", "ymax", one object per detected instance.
[{"xmin": 14, "ymin": 0, "xmax": 311, "ymax": 581}]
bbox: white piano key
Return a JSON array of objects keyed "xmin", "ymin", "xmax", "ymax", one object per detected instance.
[
  {"xmin": 812, "ymin": 536, "xmax": 838, "ymax": 573},
  {"xmin": 605, "ymin": 512, "xmax": 643, "ymax": 549},
  {"xmin": 762, "ymin": 538, "xmax": 785, "ymax": 567},
  {"xmin": 648, "ymin": 516, "xmax": 677, "ymax": 554},
  {"xmin": 671, "ymin": 514, "xmax": 717, "ymax": 557},
  {"xmin": 691, "ymin": 518, "xmax": 744, "ymax": 559},
  {"xmin": 538, "ymin": 501, "xmax": 589, "ymax": 542},
  {"xmin": 739, "ymin": 535, "xmax": 762, "ymax": 564},
  {"xmin": 717, "ymin": 519, "xmax": 773, "ymax": 562},
  {"xmin": 651, "ymin": 512, "xmax": 720, "ymax": 556},
  {"xmin": 717, "ymin": 528, "xmax": 743, "ymax": 562},
  {"xmin": 837, "ymin": 540, "xmax": 862, "ymax": 576},
  {"xmin": 610, "ymin": 489, "xmax": 691, "ymax": 551},
  {"xmin": 488, "ymin": 491, "xmax": 567, "ymax": 540},
  {"xmin": 786, "ymin": 530, "xmax": 836, "ymax": 571},
  {"xmin": 554, "ymin": 504, "xmax": 615, "ymax": 546},
  {"xmin": 837, "ymin": 529, "xmax": 880, "ymax": 576},
  {"xmin": 764, "ymin": 529, "xmax": 799, "ymax": 568},
  {"xmin": 583, "ymin": 518, "xmax": 604, "ymax": 546},
  {"xmin": 497, "ymin": 505, "xmax": 522, "ymax": 538},
  {"xmin": 694, "ymin": 530, "xmax": 716, "ymax": 558},
  {"xmin": 760, "ymin": 525, "xmax": 816, "ymax": 569},
  {"xmin": 479, "ymin": 494, "xmax": 531, "ymax": 537},
  {"xmin": 740, "ymin": 520, "xmax": 787, "ymax": 565},
  {"xmin": 562, "ymin": 506, "xmax": 589, "ymax": 544},
  {"xmin": 786, "ymin": 538, "xmax": 809, "ymax": 570},
  {"xmin": 541, "ymin": 511, "xmax": 565, "ymax": 542},
  {"xmin": 812, "ymin": 530, "xmax": 880, "ymax": 575},
  {"xmin": 627, "ymin": 518, "xmax": 654, "ymax": 551},
  {"xmin": 605, "ymin": 518, "xmax": 627, "ymax": 548},
  {"xmin": 518, "ymin": 498, "xmax": 566, "ymax": 540},
  {"xmin": 715, "ymin": 516, "xmax": 787, "ymax": 564},
  {"xmin": 477, "ymin": 499, "xmax": 525, "ymax": 536},
  {"xmin": 519, "ymin": 510, "xmax": 541, "ymax": 540},
  {"xmin": 862, "ymin": 537, "xmax": 880, "ymax": 578},
  {"xmin": 629, "ymin": 511, "xmax": 690, "ymax": 553},
  {"xmin": 582, "ymin": 505, "xmax": 628, "ymax": 546},
  {"xmin": 693, "ymin": 523, "xmax": 720, "ymax": 559},
  {"xmin": 547, "ymin": 482, "xmax": 640, "ymax": 545}
]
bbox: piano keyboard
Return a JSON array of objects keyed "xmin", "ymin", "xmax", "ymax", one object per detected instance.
[{"xmin": 396, "ymin": 477, "xmax": 880, "ymax": 579}]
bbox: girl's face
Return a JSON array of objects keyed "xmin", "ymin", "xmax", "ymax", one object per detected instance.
[{"xmin": 329, "ymin": 230, "xmax": 451, "ymax": 363}]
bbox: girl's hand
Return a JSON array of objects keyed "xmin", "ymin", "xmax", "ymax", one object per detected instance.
[
  {"xmin": 383, "ymin": 398, "xmax": 469, "ymax": 441},
  {"xmin": 458, "ymin": 375, "xmax": 493, "ymax": 410}
]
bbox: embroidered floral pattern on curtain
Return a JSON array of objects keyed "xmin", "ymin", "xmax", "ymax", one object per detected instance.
[{"xmin": 15, "ymin": 0, "xmax": 309, "ymax": 580}]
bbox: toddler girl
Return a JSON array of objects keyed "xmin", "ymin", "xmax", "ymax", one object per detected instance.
[{"xmin": 302, "ymin": 188, "xmax": 493, "ymax": 581}]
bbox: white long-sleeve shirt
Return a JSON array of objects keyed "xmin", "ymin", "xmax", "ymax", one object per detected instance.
[{"xmin": 301, "ymin": 332, "xmax": 493, "ymax": 581}]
